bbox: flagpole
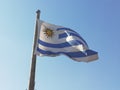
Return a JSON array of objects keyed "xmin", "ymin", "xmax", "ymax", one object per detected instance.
[{"xmin": 28, "ymin": 10, "xmax": 40, "ymax": 90}]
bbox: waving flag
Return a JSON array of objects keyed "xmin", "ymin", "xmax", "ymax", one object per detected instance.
[{"xmin": 35, "ymin": 20, "xmax": 98, "ymax": 62}]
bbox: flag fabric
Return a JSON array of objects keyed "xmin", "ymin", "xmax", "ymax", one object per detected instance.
[{"xmin": 34, "ymin": 19, "xmax": 98, "ymax": 62}]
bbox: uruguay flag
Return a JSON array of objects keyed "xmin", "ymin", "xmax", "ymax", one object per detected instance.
[{"xmin": 35, "ymin": 19, "xmax": 98, "ymax": 62}]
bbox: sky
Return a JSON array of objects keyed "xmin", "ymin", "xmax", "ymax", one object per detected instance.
[{"xmin": 0, "ymin": 0, "xmax": 120, "ymax": 90}]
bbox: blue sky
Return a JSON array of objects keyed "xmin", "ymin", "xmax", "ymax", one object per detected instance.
[{"xmin": 0, "ymin": 0, "xmax": 120, "ymax": 90}]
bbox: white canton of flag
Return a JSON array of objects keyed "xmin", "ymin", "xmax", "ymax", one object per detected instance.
[{"xmin": 35, "ymin": 19, "xmax": 98, "ymax": 62}]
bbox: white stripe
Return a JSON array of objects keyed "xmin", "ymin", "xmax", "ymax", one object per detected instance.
[
  {"xmin": 37, "ymin": 44, "xmax": 86, "ymax": 52},
  {"xmin": 39, "ymin": 20, "xmax": 63, "ymax": 31},
  {"xmin": 72, "ymin": 54, "xmax": 98, "ymax": 62}
]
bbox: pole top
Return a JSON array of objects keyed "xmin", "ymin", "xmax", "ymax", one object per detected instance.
[
  {"xmin": 36, "ymin": 10, "xmax": 41, "ymax": 19},
  {"xmin": 36, "ymin": 10, "xmax": 40, "ymax": 13}
]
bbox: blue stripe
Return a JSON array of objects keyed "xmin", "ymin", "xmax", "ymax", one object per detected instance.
[
  {"xmin": 59, "ymin": 32, "xmax": 83, "ymax": 39},
  {"xmin": 57, "ymin": 28, "xmax": 77, "ymax": 33},
  {"xmin": 59, "ymin": 33, "xmax": 67, "ymax": 39},
  {"xmin": 59, "ymin": 32, "xmax": 88, "ymax": 47},
  {"xmin": 66, "ymin": 51, "xmax": 86, "ymax": 58},
  {"xmin": 37, "ymin": 47, "xmax": 59, "ymax": 55},
  {"xmin": 37, "ymin": 47, "xmax": 86, "ymax": 58},
  {"xmin": 38, "ymin": 39, "xmax": 71, "ymax": 48},
  {"xmin": 85, "ymin": 50, "xmax": 98, "ymax": 56}
]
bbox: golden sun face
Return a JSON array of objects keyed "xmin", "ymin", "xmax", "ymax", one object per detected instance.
[{"xmin": 43, "ymin": 28, "xmax": 54, "ymax": 38}]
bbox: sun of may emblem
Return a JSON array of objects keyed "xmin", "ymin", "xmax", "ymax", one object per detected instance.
[{"xmin": 43, "ymin": 28, "xmax": 54, "ymax": 38}]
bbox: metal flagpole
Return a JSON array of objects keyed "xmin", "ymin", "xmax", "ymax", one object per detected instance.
[{"xmin": 28, "ymin": 10, "xmax": 40, "ymax": 90}]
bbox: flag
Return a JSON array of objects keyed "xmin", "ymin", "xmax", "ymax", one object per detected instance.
[{"xmin": 34, "ymin": 19, "xmax": 98, "ymax": 62}]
